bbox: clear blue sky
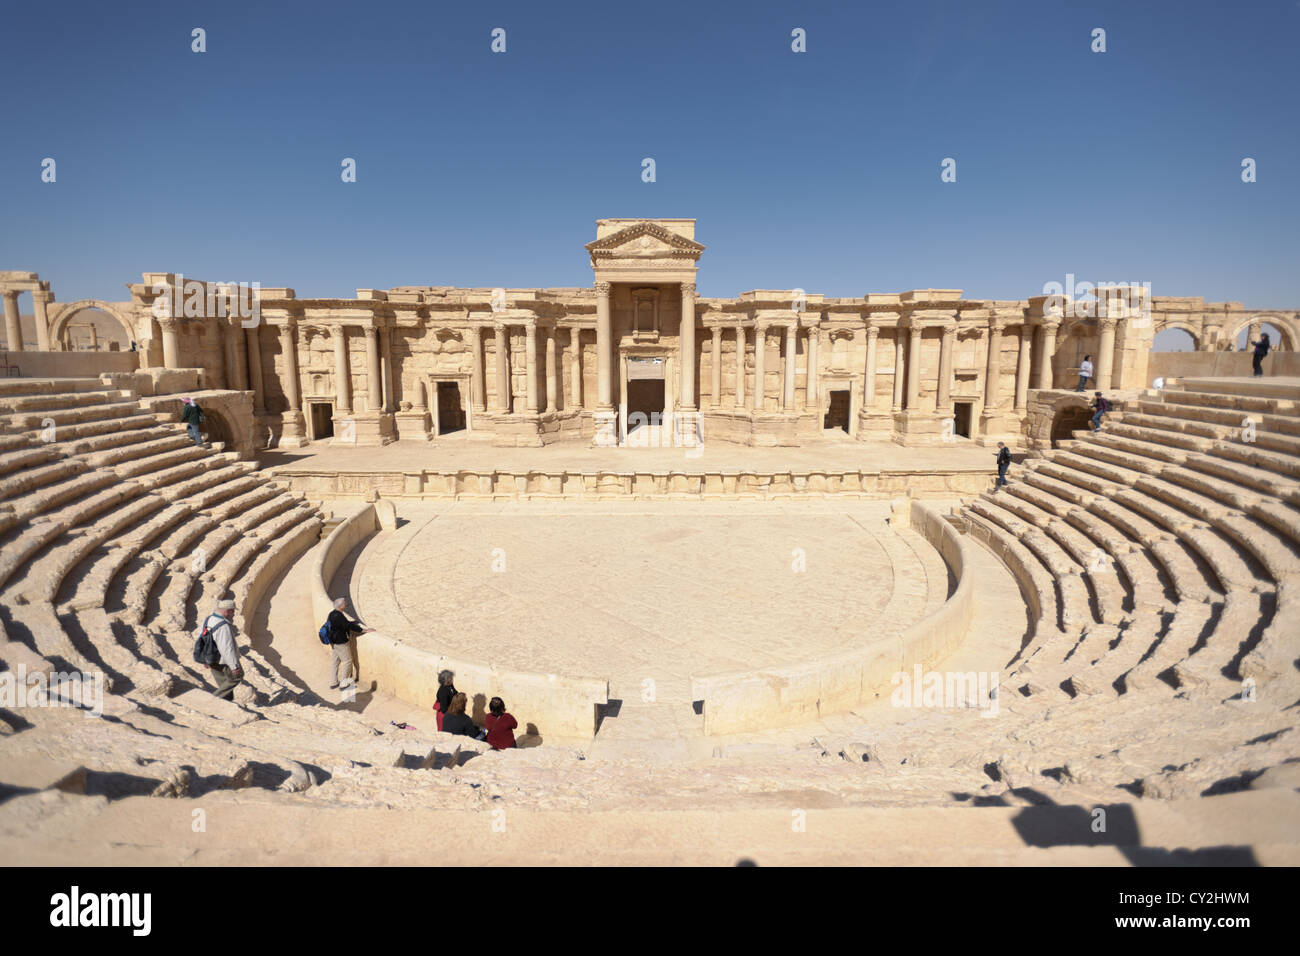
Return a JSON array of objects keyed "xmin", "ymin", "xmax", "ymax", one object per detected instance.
[{"xmin": 1, "ymin": 0, "xmax": 1296, "ymax": 306}]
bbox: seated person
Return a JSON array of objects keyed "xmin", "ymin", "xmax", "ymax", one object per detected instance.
[
  {"xmin": 441, "ymin": 692, "xmax": 485, "ymax": 740},
  {"xmin": 485, "ymin": 696, "xmax": 518, "ymax": 750}
]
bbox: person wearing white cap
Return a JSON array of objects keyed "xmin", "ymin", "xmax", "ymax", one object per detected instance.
[{"xmin": 203, "ymin": 597, "xmax": 243, "ymax": 699}]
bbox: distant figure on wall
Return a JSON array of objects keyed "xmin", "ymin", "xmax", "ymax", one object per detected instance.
[
  {"xmin": 180, "ymin": 397, "xmax": 205, "ymax": 447},
  {"xmin": 1251, "ymin": 332, "xmax": 1271, "ymax": 377},
  {"xmin": 994, "ymin": 441, "xmax": 1011, "ymax": 491},
  {"xmin": 1075, "ymin": 355, "xmax": 1093, "ymax": 392},
  {"xmin": 129, "ymin": 340, "xmax": 137, "ymax": 352},
  {"xmin": 1091, "ymin": 392, "xmax": 1112, "ymax": 432}
]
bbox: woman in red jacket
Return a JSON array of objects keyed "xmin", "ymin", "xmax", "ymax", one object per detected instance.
[{"xmin": 484, "ymin": 696, "xmax": 518, "ymax": 750}]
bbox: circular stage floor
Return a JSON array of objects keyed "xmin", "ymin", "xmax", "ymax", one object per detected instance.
[{"xmin": 352, "ymin": 501, "xmax": 953, "ymax": 703}]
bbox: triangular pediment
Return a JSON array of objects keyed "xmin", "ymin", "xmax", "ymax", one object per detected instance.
[{"xmin": 585, "ymin": 221, "xmax": 705, "ymax": 262}]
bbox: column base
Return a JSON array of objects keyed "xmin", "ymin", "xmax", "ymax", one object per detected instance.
[
  {"xmin": 890, "ymin": 410, "xmax": 957, "ymax": 446},
  {"xmin": 592, "ymin": 409, "xmax": 618, "ymax": 447},
  {"xmin": 276, "ymin": 411, "xmax": 309, "ymax": 449},
  {"xmin": 331, "ymin": 411, "xmax": 396, "ymax": 446},
  {"xmin": 674, "ymin": 409, "xmax": 702, "ymax": 448},
  {"xmin": 394, "ymin": 409, "xmax": 433, "ymax": 442},
  {"xmin": 856, "ymin": 411, "xmax": 895, "ymax": 442}
]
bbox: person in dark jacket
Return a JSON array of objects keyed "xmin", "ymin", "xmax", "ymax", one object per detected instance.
[
  {"xmin": 326, "ymin": 597, "xmax": 371, "ymax": 689},
  {"xmin": 433, "ymin": 669, "xmax": 457, "ymax": 731},
  {"xmin": 994, "ymin": 442, "xmax": 1011, "ymax": 491},
  {"xmin": 442, "ymin": 692, "xmax": 485, "ymax": 739},
  {"xmin": 485, "ymin": 696, "xmax": 518, "ymax": 750},
  {"xmin": 1251, "ymin": 332, "xmax": 1271, "ymax": 376},
  {"xmin": 1091, "ymin": 392, "xmax": 1111, "ymax": 431},
  {"xmin": 180, "ymin": 397, "xmax": 205, "ymax": 446}
]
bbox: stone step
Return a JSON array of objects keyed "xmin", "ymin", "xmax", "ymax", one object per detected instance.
[
  {"xmin": 25, "ymin": 412, "xmax": 166, "ymax": 444},
  {"xmin": 6, "ymin": 399, "xmax": 143, "ymax": 431},
  {"xmin": 0, "ymin": 388, "xmax": 129, "ymax": 416}
]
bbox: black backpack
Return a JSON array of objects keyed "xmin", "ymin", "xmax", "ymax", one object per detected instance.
[{"xmin": 193, "ymin": 615, "xmax": 223, "ymax": 666}]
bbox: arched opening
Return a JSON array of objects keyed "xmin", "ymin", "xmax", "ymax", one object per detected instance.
[
  {"xmin": 1153, "ymin": 327, "xmax": 1198, "ymax": 352},
  {"xmin": 201, "ymin": 405, "xmax": 236, "ymax": 451},
  {"xmin": 1233, "ymin": 322, "xmax": 1284, "ymax": 352},
  {"xmin": 1050, "ymin": 405, "xmax": 1094, "ymax": 448},
  {"xmin": 57, "ymin": 307, "xmax": 132, "ymax": 352}
]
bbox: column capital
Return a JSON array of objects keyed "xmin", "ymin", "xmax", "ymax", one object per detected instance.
[
  {"xmin": 31, "ymin": 288, "xmax": 54, "ymax": 304},
  {"xmin": 1040, "ymin": 317, "xmax": 1062, "ymax": 333},
  {"xmin": 594, "ymin": 281, "xmax": 611, "ymax": 295},
  {"xmin": 158, "ymin": 315, "xmax": 179, "ymax": 331},
  {"xmin": 681, "ymin": 282, "xmax": 696, "ymax": 297},
  {"xmin": 493, "ymin": 321, "xmax": 507, "ymax": 334},
  {"xmin": 988, "ymin": 315, "xmax": 1007, "ymax": 333},
  {"xmin": 1098, "ymin": 315, "xmax": 1119, "ymax": 332}
]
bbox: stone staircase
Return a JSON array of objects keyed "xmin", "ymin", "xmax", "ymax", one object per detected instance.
[
  {"xmin": 961, "ymin": 380, "xmax": 1300, "ymax": 707},
  {"xmin": 0, "ymin": 376, "xmax": 1296, "ymax": 864}
]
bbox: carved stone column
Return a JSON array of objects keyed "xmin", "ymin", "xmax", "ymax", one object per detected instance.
[
  {"xmin": 984, "ymin": 317, "xmax": 1004, "ymax": 409},
  {"xmin": 279, "ymin": 321, "xmax": 302, "ymax": 411},
  {"xmin": 595, "ymin": 282, "xmax": 612, "ymax": 410},
  {"xmin": 569, "ymin": 329, "xmax": 582, "ymax": 408},
  {"xmin": 937, "ymin": 322, "xmax": 956, "ymax": 411},
  {"xmin": 32, "ymin": 289, "xmax": 52, "ymax": 351},
  {"xmin": 333, "ymin": 326, "xmax": 352, "ymax": 413},
  {"xmin": 734, "ymin": 325, "xmax": 746, "ymax": 408},
  {"xmin": 545, "ymin": 325, "xmax": 557, "ymax": 412},
  {"xmin": 1015, "ymin": 324, "xmax": 1032, "ymax": 409},
  {"xmin": 805, "ymin": 323, "xmax": 820, "ymax": 411},
  {"xmin": 1095, "ymin": 316, "xmax": 1117, "ymax": 390},
  {"xmin": 906, "ymin": 325, "xmax": 922, "ymax": 409},
  {"xmin": 525, "ymin": 321, "xmax": 539, "ymax": 414},
  {"xmin": 246, "ymin": 324, "xmax": 266, "ymax": 414},
  {"xmin": 471, "ymin": 325, "xmax": 485, "ymax": 412},
  {"xmin": 679, "ymin": 282, "xmax": 696, "ymax": 411},
  {"xmin": 2, "ymin": 292, "xmax": 21, "ymax": 351},
  {"xmin": 379, "ymin": 325, "xmax": 395, "ymax": 413},
  {"xmin": 159, "ymin": 316, "xmax": 180, "ymax": 369},
  {"xmin": 751, "ymin": 324, "xmax": 767, "ymax": 412},
  {"xmin": 1037, "ymin": 319, "xmax": 1059, "ymax": 390},
  {"xmin": 230, "ymin": 317, "xmax": 249, "ymax": 391},
  {"xmin": 892, "ymin": 330, "xmax": 905, "ymax": 411},
  {"xmin": 710, "ymin": 326, "xmax": 722, "ymax": 408},
  {"xmin": 863, "ymin": 322, "xmax": 879, "ymax": 408},
  {"xmin": 364, "ymin": 326, "xmax": 381, "ymax": 413},
  {"xmin": 782, "ymin": 324, "xmax": 797, "ymax": 411},
  {"xmin": 494, "ymin": 323, "xmax": 509, "ymax": 413}
]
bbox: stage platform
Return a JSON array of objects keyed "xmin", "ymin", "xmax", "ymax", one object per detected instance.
[{"xmin": 264, "ymin": 438, "xmax": 1000, "ymax": 500}]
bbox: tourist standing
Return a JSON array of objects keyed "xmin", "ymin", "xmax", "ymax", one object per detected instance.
[
  {"xmin": 1250, "ymin": 332, "xmax": 1271, "ymax": 377},
  {"xmin": 434, "ymin": 669, "xmax": 457, "ymax": 731},
  {"xmin": 202, "ymin": 598, "xmax": 243, "ymax": 700},
  {"xmin": 994, "ymin": 442, "xmax": 1011, "ymax": 491},
  {"xmin": 1075, "ymin": 355, "xmax": 1093, "ymax": 392},
  {"xmin": 180, "ymin": 397, "xmax": 205, "ymax": 447},
  {"xmin": 326, "ymin": 597, "xmax": 371, "ymax": 690},
  {"xmin": 1091, "ymin": 392, "xmax": 1111, "ymax": 432},
  {"xmin": 485, "ymin": 697, "xmax": 518, "ymax": 750},
  {"xmin": 442, "ymin": 692, "xmax": 485, "ymax": 740}
]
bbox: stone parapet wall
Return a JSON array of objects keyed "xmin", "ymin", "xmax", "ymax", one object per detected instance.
[
  {"xmin": 0, "ymin": 350, "xmax": 139, "ymax": 377},
  {"xmin": 279, "ymin": 467, "xmax": 992, "ymax": 500},
  {"xmin": 313, "ymin": 505, "xmax": 609, "ymax": 737},
  {"xmin": 1147, "ymin": 350, "xmax": 1300, "ymax": 384},
  {"xmin": 690, "ymin": 500, "xmax": 974, "ymax": 735}
]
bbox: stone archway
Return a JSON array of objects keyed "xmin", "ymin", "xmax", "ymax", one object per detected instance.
[
  {"xmin": 48, "ymin": 300, "xmax": 139, "ymax": 351},
  {"xmin": 1153, "ymin": 322, "xmax": 1201, "ymax": 351},
  {"xmin": 1226, "ymin": 313, "xmax": 1298, "ymax": 352}
]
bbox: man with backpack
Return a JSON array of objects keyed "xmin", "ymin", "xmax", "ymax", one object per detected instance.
[
  {"xmin": 321, "ymin": 597, "xmax": 372, "ymax": 690},
  {"xmin": 195, "ymin": 598, "xmax": 243, "ymax": 700},
  {"xmin": 1091, "ymin": 392, "xmax": 1112, "ymax": 432},
  {"xmin": 181, "ymin": 397, "xmax": 205, "ymax": 447},
  {"xmin": 994, "ymin": 441, "xmax": 1012, "ymax": 491}
]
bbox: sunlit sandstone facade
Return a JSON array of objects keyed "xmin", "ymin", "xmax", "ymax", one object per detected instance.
[{"xmin": 6, "ymin": 220, "xmax": 1295, "ymax": 449}]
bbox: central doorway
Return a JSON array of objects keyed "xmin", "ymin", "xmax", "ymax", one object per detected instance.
[
  {"xmin": 436, "ymin": 382, "xmax": 466, "ymax": 435},
  {"xmin": 626, "ymin": 380, "xmax": 664, "ymax": 436},
  {"xmin": 824, "ymin": 389, "xmax": 850, "ymax": 434}
]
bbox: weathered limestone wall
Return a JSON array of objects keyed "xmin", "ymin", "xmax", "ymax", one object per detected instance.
[
  {"xmin": 314, "ymin": 505, "xmax": 609, "ymax": 737},
  {"xmin": 1147, "ymin": 350, "xmax": 1300, "ymax": 383},
  {"xmin": 0, "ymin": 350, "xmax": 138, "ymax": 377},
  {"xmin": 690, "ymin": 500, "xmax": 974, "ymax": 735}
]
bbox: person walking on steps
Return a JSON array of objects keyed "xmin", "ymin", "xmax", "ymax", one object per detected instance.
[
  {"xmin": 198, "ymin": 598, "xmax": 243, "ymax": 700},
  {"xmin": 994, "ymin": 441, "xmax": 1011, "ymax": 491},
  {"xmin": 1250, "ymin": 332, "xmax": 1271, "ymax": 377},
  {"xmin": 1075, "ymin": 355, "xmax": 1093, "ymax": 392},
  {"xmin": 1091, "ymin": 392, "xmax": 1111, "ymax": 432},
  {"xmin": 181, "ymin": 397, "xmax": 205, "ymax": 447},
  {"xmin": 325, "ymin": 597, "xmax": 372, "ymax": 690}
]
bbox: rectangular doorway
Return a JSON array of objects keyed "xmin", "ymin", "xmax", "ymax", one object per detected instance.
[
  {"xmin": 310, "ymin": 402, "xmax": 334, "ymax": 440},
  {"xmin": 953, "ymin": 402, "xmax": 973, "ymax": 439},
  {"xmin": 626, "ymin": 380, "xmax": 664, "ymax": 435},
  {"xmin": 436, "ymin": 382, "xmax": 466, "ymax": 435},
  {"xmin": 824, "ymin": 389, "xmax": 850, "ymax": 434}
]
